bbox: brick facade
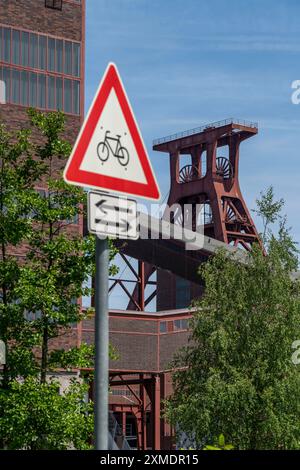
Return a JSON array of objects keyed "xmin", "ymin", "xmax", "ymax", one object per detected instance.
[
  {"xmin": 0, "ymin": 0, "xmax": 85, "ymax": 350},
  {"xmin": 0, "ymin": 104, "xmax": 81, "ymax": 153},
  {"xmin": 82, "ymin": 310, "xmax": 193, "ymax": 373},
  {"xmin": 0, "ymin": 0, "xmax": 85, "ymax": 124},
  {"xmin": 0, "ymin": 0, "xmax": 83, "ymax": 42}
]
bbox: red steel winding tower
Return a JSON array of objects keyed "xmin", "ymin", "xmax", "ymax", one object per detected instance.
[
  {"xmin": 154, "ymin": 118, "xmax": 262, "ymax": 251},
  {"xmin": 124, "ymin": 118, "xmax": 263, "ymax": 311}
]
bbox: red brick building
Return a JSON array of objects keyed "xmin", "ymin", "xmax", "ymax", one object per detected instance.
[
  {"xmin": 0, "ymin": 0, "xmax": 85, "ymax": 351},
  {"xmin": 0, "ymin": 0, "xmax": 85, "ymax": 131}
]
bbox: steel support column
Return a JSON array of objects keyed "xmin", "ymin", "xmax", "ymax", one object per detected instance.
[
  {"xmin": 153, "ymin": 374, "xmax": 161, "ymax": 450},
  {"xmin": 122, "ymin": 411, "xmax": 126, "ymax": 438},
  {"xmin": 140, "ymin": 373, "xmax": 148, "ymax": 450},
  {"xmin": 138, "ymin": 260, "xmax": 145, "ymax": 311}
]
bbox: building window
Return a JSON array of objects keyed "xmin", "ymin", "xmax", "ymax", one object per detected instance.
[
  {"xmin": 56, "ymin": 39, "xmax": 63, "ymax": 73},
  {"xmin": 29, "ymin": 72, "xmax": 37, "ymax": 107},
  {"xmin": 73, "ymin": 80, "xmax": 80, "ymax": 114},
  {"xmin": 2, "ymin": 67, "xmax": 10, "ymax": 101},
  {"xmin": 0, "ymin": 26, "xmax": 81, "ymax": 79},
  {"xmin": 174, "ymin": 319, "xmax": 189, "ymax": 331},
  {"xmin": 25, "ymin": 310, "xmax": 42, "ymax": 321},
  {"xmin": 0, "ymin": 67, "xmax": 80, "ymax": 115},
  {"xmin": 64, "ymin": 41, "xmax": 72, "ymax": 76},
  {"xmin": 111, "ymin": 389, "xmax": 133, "ymax": 397},
  {"xmin": 72, "ymin": 43, "xmax": 80, "ymax": 77},
  {"xmin": 48, "ymin": 75, "xmax": 55, "ymax": 110},
  {"xmin": 126, "ymin": 423, "xmax": 134, "ymax": 437},
  {"xmin": 160, "ymin": 321, "xmax": 167, "ymax": 333},
  {"xmin": 29, "ymin": 33, "xmax": 38, "ymax": 69},
  {"xmin": 37, "ymin": 74, "xmax": 46, "ymax": 108},
  {"xmin": 20, "ymin": 70, "xmax": 29, "ymax": 106},
  {"xmin": 48, "ymin": 38, "xmax": 56, "ymax": 72},
  {"xmin": 12, "ymin": 30, "xmax": 20, "ymax": 66},
  {"xmin": 3, "ymin": 28, "xmax": 11, "ymax": 63},
  {"xmin": 11, "ymin": 69, "xmax": 20, "ymax": 104},
  {"xmin": 64, "ymin": 78, "xmax": 72, "ymax": 113},
  {"xmin": 21, "ymin": 32, "xmax": 29, "ymax": 67},
  {"xmin": 45, "ymin": 0, "xmax": 63, "ymax": 10},
  {"xmin": 39, "ymin": 35, "xmax": 47, "ymax": 71},
  {"xmin": 56, "ymin": 77, "xmax": 63, "ymax": 110},
  {"xmin": 0, "ymin": 25, "xmax": 81, "ymax": 115}
]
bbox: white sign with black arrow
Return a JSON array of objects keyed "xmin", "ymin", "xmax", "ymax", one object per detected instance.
[{"xmin": 88, "ymin": 191, "xmax": 138, "ymax": 240}]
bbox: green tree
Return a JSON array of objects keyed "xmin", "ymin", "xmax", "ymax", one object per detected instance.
[
  {"xmin": 0, "ymin": 110, "xmax": 118, "ymax": 449},
  {"xmin": 0, "ymin": 123, "xmax": 45, "ymax": 386},
  {"xmin": 0, "ymin": 377, "xmax": 93, "ymax": 450},
  {"xmin": 165, "ymin": 188, "xmax": 300, "ymax": 449},
  {"xmin": 253, "ymin": 185, "xmax": 284, "ymax": 243}
]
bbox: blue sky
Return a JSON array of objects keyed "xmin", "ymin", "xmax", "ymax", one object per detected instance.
[{"xmin": 85, "ymin": 0, "xmax": 300, "ymax": 307}]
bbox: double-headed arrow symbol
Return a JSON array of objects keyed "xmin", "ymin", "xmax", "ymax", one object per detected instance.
[
  {"xmin": 95, "ymin": 199, "xmax": 134, "ymax": 215},
  {"xmin": 94, "ymin": 199, "xmax": 134, "ymax": 233}
]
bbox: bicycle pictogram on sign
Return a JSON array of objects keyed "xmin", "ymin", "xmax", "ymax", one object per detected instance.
[{"xmin": 97, "ymin": 130, "xmax": 130, "ymax": 167}]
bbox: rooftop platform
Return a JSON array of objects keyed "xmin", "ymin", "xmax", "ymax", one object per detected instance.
[{"xmin": 153, "ymin": 118, "xmax": 258, "ymax": 152}]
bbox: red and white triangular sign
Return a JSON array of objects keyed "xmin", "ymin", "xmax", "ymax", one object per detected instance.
[{"xmin": 64, "ymin": 63, "xmax": 160, "ymax": 200}]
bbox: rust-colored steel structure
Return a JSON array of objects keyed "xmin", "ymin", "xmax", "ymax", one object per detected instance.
[
  {"xmin": 124, "ymin": 118, "xmax": 262, "ymax": 312},
  {"xmin": 154, "ymin": 118, "xmax": 262, "ymax": 250},
  {"xmin": 109, "ymin": 257, "xmax": 156, "ymax": 312},
  {"xmin": 82, "ymin": 308, "xmax": 193, "ymax": 450}
]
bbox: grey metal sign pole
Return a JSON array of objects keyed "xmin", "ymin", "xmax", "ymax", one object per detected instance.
[{"xmin": 94, "ymin": 236, "xmax": 109, "ymax": 450}]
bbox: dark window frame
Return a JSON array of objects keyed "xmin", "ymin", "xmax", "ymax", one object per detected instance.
[
  {"xmin": 0, "ymin": 67, "xmax": 80, "ymax": 115},
  {"xmin": 45, "ymin": 0, "xmax": 63, "ymax": 11},
  {"xmin": 160, "ymin": 321, "xmax": 167, "ymax": 333},
  {"xmin": 0, "ymin": 23, "xmax": 81, "ymax": 115},
  {"xmin": 0, "ymin": 24, "xmax": 81, "ymax": 79},
  {"xmin": 174, "ymin": 318, "xmax": 189, "ymax": 331}
]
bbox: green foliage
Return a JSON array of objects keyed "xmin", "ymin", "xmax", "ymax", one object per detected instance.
[
  {"xmin": 0, "ymin": 377, "xmax": 93, "ymax": 450},
  {"xmin": 203, "ymin": 434, "xmax": 234, "ymax": 450},
  {"xmin": 253, "ymin": 186, "xmax": 298, "ymax": 270},
  {"xmin": 0, "ymin": 110, "xmax": 118, "ymax": 449},
  {"xmin": 165, "ymin": 192, "xmax": 300, "ymax": 450},
  {"xmin": 49, "ymin": 343, "xmax": 119, "ymax": 370},
  {"xmin": 252, "ymin": 186, "xmax": 284, "ymax": 243}
]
